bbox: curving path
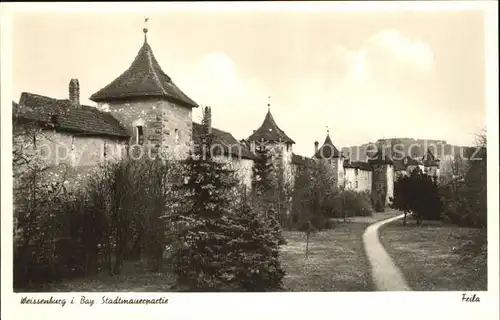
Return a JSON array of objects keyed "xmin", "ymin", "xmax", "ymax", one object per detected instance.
[{"xmin": 363, "ymin": 213, "xmax": 412, "ymax": 291}]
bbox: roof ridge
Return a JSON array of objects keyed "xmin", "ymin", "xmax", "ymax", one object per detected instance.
[{"xmin": 144, "ymin": 43, "xmax": 167, "ymax": 95}]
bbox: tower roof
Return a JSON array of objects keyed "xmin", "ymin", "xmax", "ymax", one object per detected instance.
[
  {"xmin": 314, "ymin": 133, "xmax": 342, "ymax": 159},
  {"xmin": 89, "ymin": 29, "xmax": 198, "ymax": 108},
  {"xmin": 248, "ymin": 110, "xmax": 295, "ymax": 144}
]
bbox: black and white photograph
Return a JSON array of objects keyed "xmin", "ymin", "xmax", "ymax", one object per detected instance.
[{"xmin": 1, "ymin": 1, "xmax": 498, "ymax": 319}]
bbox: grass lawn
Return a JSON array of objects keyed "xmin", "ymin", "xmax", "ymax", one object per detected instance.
[
  {"xmin": 22, "ymin": 211, "xmax": 399, "ymax": 292},
  {"xmin": 21, "ymin": 259, "xmax": 177, "ymax": 292},
  {"xmin": 280, "ymin": 223, "xmax": 373, "ymax": 291},
  {"xmin": 379, "ymin": 218, "xmax": 487, "ymax": 291}
]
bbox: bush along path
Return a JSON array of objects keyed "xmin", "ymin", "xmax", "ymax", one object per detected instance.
[{"xmin": 363, "ymin": 213, "xmax": 411, "ymax": 291}]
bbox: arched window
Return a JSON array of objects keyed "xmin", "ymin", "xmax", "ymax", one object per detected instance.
[{"xmin": 136, "ymin": 126, "xmax": 144, "ymax": 145}]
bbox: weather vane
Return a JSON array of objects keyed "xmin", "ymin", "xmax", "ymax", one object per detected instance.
[
  {"xmin": 326, "ymin": 125, "xmax": 330, "ymax": 135},
  {"xmin": 267, "ymin": 96, "xmax": 271, "ymax": 112},
  {"xmin": 143, "ymin": 17, "xmax": 150, "ymax": 39}
]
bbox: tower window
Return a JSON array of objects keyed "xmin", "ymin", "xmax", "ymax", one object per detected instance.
[
  {"xmin": 136, "ymin": 126, "xmax": 144, "ymax": 145},
  {"xmin": 174, "ymin": 129, "xmax": 180, "ymax": 143}
]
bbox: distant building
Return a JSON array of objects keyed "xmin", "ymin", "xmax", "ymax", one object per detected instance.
[{"xmin": 13, "ymin": 26, "xmax": 441, "ymax": 210}]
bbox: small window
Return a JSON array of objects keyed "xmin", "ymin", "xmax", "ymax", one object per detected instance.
[
  {"xmin": 355, "ymin": 181, "xmax": 358, "ymax": 189},
  {"xmin": 103, "ymin": 141, "xmax": 107, "ymax": 159},
  {"xmin": 175, "ymin": 129, "xmax": 180, "ymax": 143},
  {"xmin": 70, "ymin": 136, "xmax": 76, "ymax": 166},
  {"xmin": 136, "ymin": 126, "xmax": 144, "ymax": 145}
]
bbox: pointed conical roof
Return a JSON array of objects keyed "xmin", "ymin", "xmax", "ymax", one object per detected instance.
[
  {"xmin": 314, "ymin": 133, "xmax": 342, "ymax": 159},
  {"xmin": 90, "ymin": 31, "xmax": 198, "ymax": 108},
  {"xmin": 422, "ymin": 149, "xmax": 440, "ymax": 167},
  {"xmin": 248, "ymin": 110, "xmax": 295, "ymax": 144}
]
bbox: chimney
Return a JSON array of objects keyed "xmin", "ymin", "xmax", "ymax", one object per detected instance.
[
  {"xmin": 314, "ymin": 141, "xmax": 319, "ymax": 154},
  {"xmin": 203, "ymin": 106, "xmax": 212, "ymax": 135},
  {"xmin": 69, "ymin": 79, "xmax": 80, "ymax": 106}
]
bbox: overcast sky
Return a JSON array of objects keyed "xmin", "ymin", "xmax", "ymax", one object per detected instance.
[{"xmin": 12, "ymin": 9, "xmax": 485, "ymax": 157}]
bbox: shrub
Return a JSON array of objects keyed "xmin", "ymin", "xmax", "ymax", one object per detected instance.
[
  {"xmin": 13, "ymin": 182, "xmax": 107, "ymax": 288},
  {"xmin": 13, "ymin": 156, "xmax": 179, "ymax": 289},
  {"xmin": 330, "ymin": 190, "xmax": 373, "ymax": 218},
  {"xmin": 295, "ymin": 215, "xmax": 336, "ymax": 231}
]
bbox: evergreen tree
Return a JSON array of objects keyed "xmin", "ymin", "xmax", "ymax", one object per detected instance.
[
  {"xmin": 267, "ymin": 208, "xmax": 287, "ymax": 246},
  {"xmin": 169, "ymin": 123, "xmax": 240, "ymax": 290},
  {"xmin": 392, "ymin": 167, "xmax": 442, "ymax": 225},
  {"xmin": 252, "ymin": 140, "xmax": 275, "ymax": 199},
  {"xmin": 229, "ymin": 203, "xmax": 286, "ymax": 291},
  {"xmin": 168, "ymin": 107, "xmax": 286, "ymax": 291}
]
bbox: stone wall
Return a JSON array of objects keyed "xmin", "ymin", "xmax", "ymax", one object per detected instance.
[
  {"xmin": 371, "ymin": 165, "xmax": 388, "ymax": 210},
  {"xmin": 13, "ymin": 125, "xmax": 127, "ymax": 192},
  {"xmin": 344, "ymin": 167, "xmax": 356, "ymax": 190},
  {"xmin": 101, "ymin": 98, "xmax": 193, "ymax": 160},
  {"xmin": 344, "ymin": 167, "xmax": 372, "ymax": 193},
  {"xmin": 213, "ymin": 155, "xmax": 254, "ymax": 191},
  {"xmin": 26, "ymin": 129, "xmax": 126, "ymax": 168},
  {"xmin": 337, "ymin": 158, "xmax": 345, "ymax": 188},
  {"xmin": 386, "ymin": 164, "xmax": 394, "ymax": 205},
  {"xmin": 328, "ymin": 158, "xmax": 344, "ymax": 190}
]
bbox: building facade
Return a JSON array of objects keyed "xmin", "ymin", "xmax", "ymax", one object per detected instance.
[{"xmin": 13, "ymin": 27, "xmax": 441, "ymax": 210}]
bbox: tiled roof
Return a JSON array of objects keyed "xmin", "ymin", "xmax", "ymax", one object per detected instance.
[
  {"xmin": 367, "ymin": 148, "xmax": 394, "ymax": 165},
  {"xmin": 89, "ymin": 37, "xmax": 198, "ymax": 109},
  {"xmin": 422, "ymin": 149, "xmax": 440, "ymax": 167},
  {"xmin": 14, "ymin": 92, "xmax": 129, "ymax": 139},
  {"xmin": 192, "ymin": 123, "xmax": 257, "ymax": 160},
  {"xmin": 292, "ymin": 153, "xmax": 317, "ymax": 168},
  {"xmin": 403, "ymin": 155, "xmax": 423, "ymax": 166},
  {"xmin": 344, "ymin": 160, "xmax": 371, "ymax": 171},
  {"xmin": 314, "ymin": 134, "xmax": 342, "ymax": 159},
  {"xmin": 248, "ymin": 111, "xmax": 295, "ymax": 144}
]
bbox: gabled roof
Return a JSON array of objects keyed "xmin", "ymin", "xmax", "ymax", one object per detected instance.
[
  {"xmin": 14, "ymin": 92, "xmax": 129, "ymax": 139},
  {"xmin": 367, "ymin": 148, "xmax": 394, "ymax": 165},
  {"xmin": 314, "ymin": 133, "xmax": 342, "ymax": 159},
  {"xmin": 89, "ymin": 31, "xmax": 198, "ymax": 109},
  {"xmin": 292, "ymin": 153, "xmax": 317, "ymax": 168},
  {"xmin": 248, "ymin": 110, "xmax": 295, "ymax": 144},
  {"xmin": 192, "ymin": 123, "xmax": 257, "ymax": 160},
  {"xmin": 344, "ymin": 160, "xmax": 371, "ymax": 171},
  {"xmin": 422, "ymin": 149, "xmax": 441, "ymax": 167}
]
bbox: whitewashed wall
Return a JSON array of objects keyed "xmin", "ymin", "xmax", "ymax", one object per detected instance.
[
  {"xmin": 344, "ymin": 167, "xmax": 372, "ymax": 192},
  {"xmin": 213, "ymin": 155, "xmax": 254, "ymax": 190},
  {"xmin": 386, "ymin": 164, "xmax": 394, "ymax": 205}
]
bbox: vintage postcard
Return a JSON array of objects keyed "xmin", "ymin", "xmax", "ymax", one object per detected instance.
[{"xmin": 1, "ymin": 2, "xmax": 498, "ymax": 320}]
